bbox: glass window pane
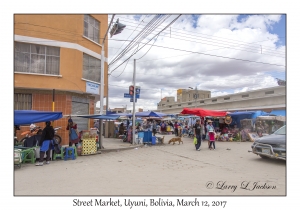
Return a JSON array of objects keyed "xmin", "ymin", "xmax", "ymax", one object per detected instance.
[
  {"xmin": 31, "ymin": 54, "xmax": 45, "ymax": 74},
  {"xmin": 89, "ymin": 16, "xmax": 94, "ymax": 25},
  {"xmin": 47, "ymin": 46, "xmax": 60, "ymax": 56},
  {"xmin": 84, "ymin": 14, "xmax": 89, "ymax": 22},
  {"xmin": 84, "ymin": 22, "xmax": 88, "ymax": 37},
  {"xmin": 46, "ymin": 56, "xmax": 59, "ymax": 75},
  {"xmin": 15, "ymin": 42, "xmax": 30, "ymax": 53},
  {"xmin": 31, "ymin": 44, "xmax": 45, "ymax": 55},
  {"xmin": 94, "ymin": 28, "xmax": 99, "ymax": 43},
  {"xmin": 15, "ymin": 52, "xmax": 30, "ymax": 72},
  {"xmin": 94, "ymin": 19, "xmax": 99, "ymax": 29},
  {"xmin": 88, "ymin": 26, "xmax": 94, "ymax": 40}
]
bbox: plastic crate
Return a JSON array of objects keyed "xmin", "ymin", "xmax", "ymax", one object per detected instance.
[{"xmin": 81, "ymin": 138, "xmax": 97, "ymax": 155}]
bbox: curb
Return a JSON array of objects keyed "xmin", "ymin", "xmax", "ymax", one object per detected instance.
[{"xmin": 98, "ymin": 144, "xmax": 144, "ymax": 153}]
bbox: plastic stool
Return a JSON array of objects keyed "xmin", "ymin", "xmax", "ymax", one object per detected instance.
[
  {"xmin": 64, "ymin": 147, "xmax": 75, "ymax": 160},
  {"xmin": 53, "ymin": 147, "xmax": 65, "ymax": 160},
  {"xmin": 70, "ymin": 146, "xmax": 78, "ymax": 158}
]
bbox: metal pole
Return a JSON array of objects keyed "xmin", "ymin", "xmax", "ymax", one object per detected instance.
[
  {"xmin": 98, "ymin": 15, "xmax": 115, "ymax": 150},
  {"xmin": 132, "ymin": 59, "xmax": 136, "ymax": 145}
]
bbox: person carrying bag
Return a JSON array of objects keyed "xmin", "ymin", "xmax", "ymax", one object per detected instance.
[{"xmin": 66, "ymin": 118, "xmax": 79, "ymax": 146}]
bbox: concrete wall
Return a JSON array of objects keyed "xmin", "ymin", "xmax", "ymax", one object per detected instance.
[{"xmin": 157, "ymin": 86, "xmax": 286, "ymax": 114}]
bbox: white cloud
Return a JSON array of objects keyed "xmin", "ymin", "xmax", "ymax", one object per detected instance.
[{"xmin": 106, "ymin": 14, "xmax": 285, "ymax": 111}]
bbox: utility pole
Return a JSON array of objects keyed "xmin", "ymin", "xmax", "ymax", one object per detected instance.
[
  {"xmin": 132, "ymin": 59, "xmax": 137, "ymax": 145},
  {"xmin": 98, "ymin": 15, "xmax": 115, "ymax": 150},
  {"xmin": 98, "ymin": 15, "xmax": 126, "ymax": 150}
]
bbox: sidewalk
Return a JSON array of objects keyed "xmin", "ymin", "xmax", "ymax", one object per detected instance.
[
  {"xmin": 98, "ymin": 136, "xmax": 144, "ymax": 153},
  {"xmin": 98, "ymin": 133, "xmax": 170, "ymax": 153}
]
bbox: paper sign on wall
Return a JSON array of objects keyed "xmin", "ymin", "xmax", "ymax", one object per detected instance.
[{"xmin": 86, "ymin": 81, "xmax": 99, "ymax": 95}]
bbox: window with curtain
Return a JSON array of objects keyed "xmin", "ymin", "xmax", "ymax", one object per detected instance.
[
  {"xmin": 14, "ymin": 42, "xmax": 60, "ymax": 75},
  {"xmin": 83, "ymin": 53, "xmax": 101, "ymax": 83},
  {"xmin": 84, "ymin": 15, "xmax": 100, "ymax": 43},
  {"xmin": 14, "ymin": 93, "xmax": 32, "ymax": 110}
]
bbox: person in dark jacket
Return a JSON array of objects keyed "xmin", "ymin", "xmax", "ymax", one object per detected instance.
[{"xmin": 36, "ymin": 121, "xmax": 54, "ymax": 166}]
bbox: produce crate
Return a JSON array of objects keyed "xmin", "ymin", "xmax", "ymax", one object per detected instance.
[{"xmin": 81, "ymin": 138, "xmax": 97, "ymax": 155}]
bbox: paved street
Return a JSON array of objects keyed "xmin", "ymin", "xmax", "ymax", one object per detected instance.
[{"xmin": 14, "ymin": 135, "xmax": 286, "ymax": 196}]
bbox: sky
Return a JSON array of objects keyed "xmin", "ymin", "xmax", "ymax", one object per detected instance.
[{"xmin": 103, "ymin": 14, "xmax": 286, "ymax": 111}]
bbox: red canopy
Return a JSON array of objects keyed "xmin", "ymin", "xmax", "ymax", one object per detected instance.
[{"xmin": 180, "ymin": 108, "xmax": 228, "ymax": 117}]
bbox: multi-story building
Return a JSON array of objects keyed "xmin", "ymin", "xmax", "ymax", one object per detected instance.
[
  {"xmin": 157, "ymin": 86, "xmax": 286, "ymax": 114},
  {"xmin": 177, "ymin": 89, "xmax": 211, "ymax": 103},
  {"xmin": 14, "ymin": 14, "xmax": 109, "ymax": 145}
]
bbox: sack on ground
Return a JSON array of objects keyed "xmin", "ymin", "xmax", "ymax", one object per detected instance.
[{"xmin": 193, "ymin": 137, "xmax": 197, "ymax": 144}]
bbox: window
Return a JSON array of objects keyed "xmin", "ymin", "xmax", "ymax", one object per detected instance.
[
  {"xmin": 167, "ymin": 100, "xmax": 169, "ymax": 102},
  {"xmin": 265, "ymin": 91, "xmax": 274, "ymax": 95},
  {"xmin": 224, "ymin": 97, "xmax": 230, "ymax": 100},
  {"xmin": 14, "ymin": 93, "xmax": 32, "ymax": 110},
  {"xmin": 84, "ymin": 15, "xmax": 100, "ymax": 43},
  {"xmin": 169, "ymin": 106, "xmax": 172, "ymax": 108},
  {"xmin": 14, "ymin": 42, "xmax": 60, "ymax": 75},
  {"xmin": 178, "ymin": 104, "xmax": 181, "ymax": 106},
  {"xmin": 188, "ymin": 103, "xmax": 192, "ymax": 105},
  {"xmin": 212, "ymin": 99, "xmax": 217, "ymax": 102},
  {"xmin": 83, "ymin": 53, "xmax": 101, "ymax": 83},
  {"xmin": 242, "ymin": 94, "xmax": 249, "ymax": 98},
  {"xmin": 200, "ymin": 100, "xmax": 204, "ymax": 103}
]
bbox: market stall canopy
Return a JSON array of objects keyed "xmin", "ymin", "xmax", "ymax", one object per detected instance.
[
  {"xmin": 14, "ymin": 110, "xmax": 63, "ymax": 125},
  {"xmin": 134, "ymin": 111, "xmax": 167, "ymax": 118},
  {"xmin": 256, "ymin": 115, "xmax": 286, "ymax": 121},
  {"xmin": 228, "ymin": 111, "xmax": 267, "ymax": 127},
  {"xmin": 268, "ymin": 110, "xmax": 286, "ymax": 116},
  {"xmin": 180, "ymin": 108, "xmax": 227, "ymax": 117}
]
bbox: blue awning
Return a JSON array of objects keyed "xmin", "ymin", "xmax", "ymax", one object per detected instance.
[
  {"xmin": 14, "ymin": 110, "xmax": 63, "ymax": 125},
  {"xmin": 269, "ymin": 110, "xmax": 286, "ymax": 116}
]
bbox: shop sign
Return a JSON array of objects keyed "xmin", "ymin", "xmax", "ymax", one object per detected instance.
[{"xmin": 86, "ymin": 81, "xmax": 99, "ymax": 95}]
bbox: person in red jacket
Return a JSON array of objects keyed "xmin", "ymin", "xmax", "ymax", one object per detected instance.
[{"xmin": 66, "ymin": 118, "xmax": 79, "ymax": 146}]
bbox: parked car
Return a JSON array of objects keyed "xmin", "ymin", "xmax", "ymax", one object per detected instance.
[{"xmin": 250, "ymin": 125, "xmax": 286, "ymax": 160}]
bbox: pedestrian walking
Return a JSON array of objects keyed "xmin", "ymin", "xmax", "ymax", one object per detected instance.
[
  {"xmin": 174, "ymin": 121, "xmax": 179, "ymax": 136},
  {"xmin": 207, "ymin": 119, "xmax": 216, "ymax": 150},
  {"xmin": 193, "ymin": 119, "xmax": 202, "ymax": 151},
  {"xmin": 36, "ymin": 121, "xmax": 54, "ymax": 166}
]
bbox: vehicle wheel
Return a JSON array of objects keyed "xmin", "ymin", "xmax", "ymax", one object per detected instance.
[
  {"xmin": 54, "ymin": 134, "xmax": 62, "ymax": 144},
  {"xmin": 259, "ymin": 155, "xmax": 269, "ymax": 159}
]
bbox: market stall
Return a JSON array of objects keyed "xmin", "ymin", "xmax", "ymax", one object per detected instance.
[
  {"xmin": 76, "ymin": 114, "xmax": 121, "ymax": 154},
  {"xmin": 14, "ymin": 110, "xmax": 63, "ymax": 167}
]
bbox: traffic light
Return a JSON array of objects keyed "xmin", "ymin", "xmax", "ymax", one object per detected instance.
[
  {"xmin": 129, "ymin": 85, "xmax": 134, "ymax": 96},
  {"xmin": 110, "ymin": 18, "xmax": 126, "ymax": 38}
]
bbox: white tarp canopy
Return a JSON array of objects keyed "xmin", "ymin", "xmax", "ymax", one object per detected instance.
[{"xmin": 256, "ymin": 115, "xmax": 286, "ymax": 122}]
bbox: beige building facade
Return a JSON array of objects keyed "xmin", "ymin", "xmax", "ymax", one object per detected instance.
[
  {"xmin": 157, "ymin": 86, "xmax": 286, "ymax": 114},
  {"xmin": 14, "ymin": 14, "xmax": 109, "ymax": 145}
]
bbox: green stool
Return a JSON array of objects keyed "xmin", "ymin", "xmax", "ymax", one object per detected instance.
[
  {"xmin": 53, "ymin": 147, "xmax": 65, "ymax": 160},
  {"xmin": 21, "ymin": 148, "xmax": 36, "ymax": 164}
]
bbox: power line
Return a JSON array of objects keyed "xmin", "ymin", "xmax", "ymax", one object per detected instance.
[
  {"xmin": 111, "ymin": 15, "xmax": 286, "ymax": 53},
  {"xmin": 115, "ymin": 22, "xmax": 285, "ymax": 57},
  {"xmin": 110, "ymin": 39, "xmax": 286, "ymax": 67}
]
